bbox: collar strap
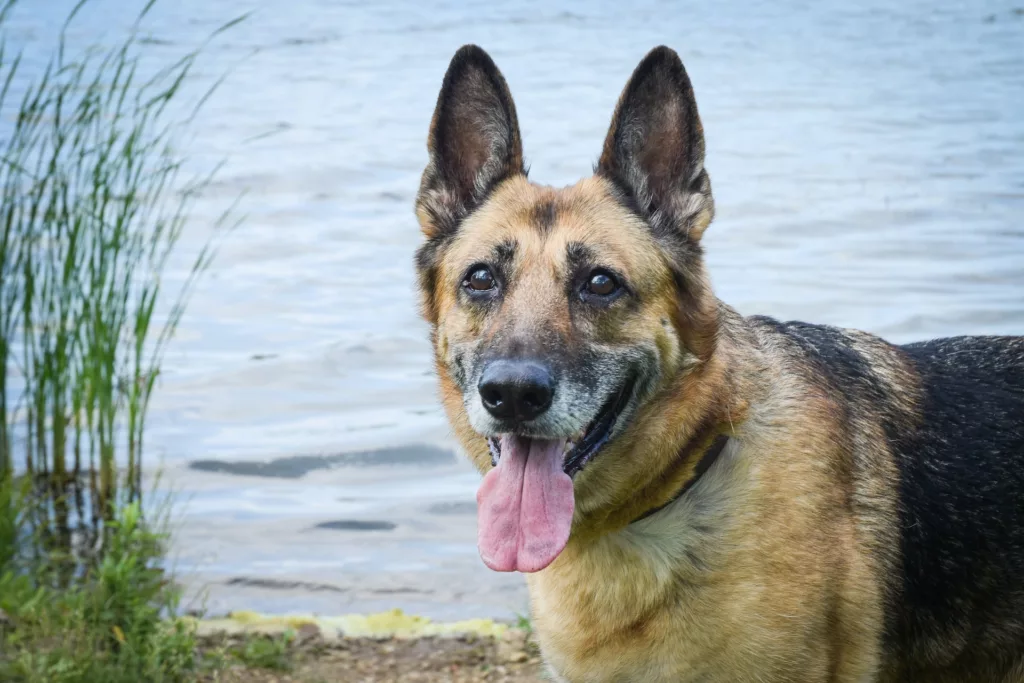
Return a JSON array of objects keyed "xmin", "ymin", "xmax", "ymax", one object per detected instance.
[{"xmin": 630, "ymin": 434, "xmax": 731, "ymax": 524}]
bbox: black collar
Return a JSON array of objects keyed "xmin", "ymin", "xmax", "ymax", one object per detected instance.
[{"xmin": 630, "ymin": 434, "xmax": 731, "ymax": 524}]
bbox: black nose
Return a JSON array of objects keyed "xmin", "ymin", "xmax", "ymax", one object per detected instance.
[{"xmin": 478, "ymin": 360, "xmax": 554, "ymax": 422}]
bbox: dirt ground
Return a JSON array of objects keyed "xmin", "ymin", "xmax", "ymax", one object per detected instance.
[{"xmin": 200, "ymin": 629, "xmax": 546, "ymax": 683}]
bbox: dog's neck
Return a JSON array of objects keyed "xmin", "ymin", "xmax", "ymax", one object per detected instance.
[
  {"xmin": 568, "ymin": 302, "xmax": 752, "ymax": 538},
  {"xmin": 630, "ymin": 433, "xmax": 732, "ymax": 524}
]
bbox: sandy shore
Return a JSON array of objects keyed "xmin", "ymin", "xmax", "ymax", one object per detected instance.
[
  {"xmin": 193, "ymin": 610, "xmax": 545, "ymax": 682},
  {"xmin": 201, "ymin": 632, "xmax": 543, "ymax": 682}
]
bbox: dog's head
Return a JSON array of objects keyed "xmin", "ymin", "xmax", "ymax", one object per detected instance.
[{"xmin": 415, "ymin": 46, "xmax": 719, "ymax": 572}]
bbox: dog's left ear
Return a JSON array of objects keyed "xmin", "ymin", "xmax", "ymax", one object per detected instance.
[
  {"xmin": 597, "ymin": 46, "xmax": 714, "ymax": 241},
  {"xmin": 416, "ymin": 45, "xmax": 525, "ymax": 240}
]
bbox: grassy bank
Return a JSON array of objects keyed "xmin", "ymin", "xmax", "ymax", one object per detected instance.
[{"xmin": 0, "ymin": 494, "xmax": 199, "ymax": 681}]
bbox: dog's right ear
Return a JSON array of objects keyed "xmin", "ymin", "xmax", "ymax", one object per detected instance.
[{"xmin": 416, "ymin": 45, "xmax": 525, "ymax": 240}]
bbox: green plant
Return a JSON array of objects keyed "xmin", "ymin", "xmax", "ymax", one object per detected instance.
[
  {"xmin": 0, "ymin": 472, "xmax": 23, "ymax": 573},
  {"xmin": 0, "ymin": 0, "xmax": 244, "ymax": 680},
  {"xmin": 230, "ymin": 630, "xmax": 296, "ymax": 672},
  {"xmin": 0, "ymin": 0, "xmax": 240, "ymax": 574},
  {"xmin": 0, "ymin": 501, "xmax": 199, "ymax": 682}
]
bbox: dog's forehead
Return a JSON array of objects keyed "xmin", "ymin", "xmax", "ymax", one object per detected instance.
[{"xmin": 448, "ymin": 176, "xmax": 662, "ymax": 276}]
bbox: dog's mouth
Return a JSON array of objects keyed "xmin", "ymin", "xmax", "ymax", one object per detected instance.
[
  {"xmin": 485, "ymin": 377, "xmax": 636, "ymax": 478},
  {"xmin": 475, "ymin": 378, "xmax": 636, "ymax": 574}
]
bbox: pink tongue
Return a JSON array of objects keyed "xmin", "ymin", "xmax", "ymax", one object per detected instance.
[{"xmin": 476, "ymin": 435, "xmax": 574, "ymax": 573}]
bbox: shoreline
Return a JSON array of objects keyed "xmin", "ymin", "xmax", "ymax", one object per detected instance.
[{"xmin": 191, "ymin": 608, "xmax": 513, "ymax": 641}]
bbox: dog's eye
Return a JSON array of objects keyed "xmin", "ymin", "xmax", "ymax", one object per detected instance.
[
  {"xmin": 465, "ymin": 267, "xmax": 496, "ymax": 292},
  {"xmin": 586, "ymin": 271, "xmax": 618, "ymax": 297}
]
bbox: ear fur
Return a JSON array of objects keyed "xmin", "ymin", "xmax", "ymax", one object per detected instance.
[
  {"xmin": 597, "ymin": 46, "xmax": 714, "ymax": 241},
  {"xmin": 416, "ymin": 45, "xmax": 525, "ymax": 240}
]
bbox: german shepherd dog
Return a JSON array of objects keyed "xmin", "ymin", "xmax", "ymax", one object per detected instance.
[{"xmin": 413, "ymin": 45, "xmax": 1024, "ymax": 682}]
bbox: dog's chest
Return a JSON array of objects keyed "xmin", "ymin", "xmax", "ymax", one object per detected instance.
[
  {"xmin": 529, "ymin": 546, "xmax": 813, "ymax": 683},
  {"xmin": 527, "ymin": 520, "xmax": 748, "ymax": 683},
  {"xmin": 524, "ymin": 484, "xmax": 838, "ymax": 683}
]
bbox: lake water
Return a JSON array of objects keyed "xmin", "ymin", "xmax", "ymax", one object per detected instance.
[{"xmin": 5, "ymin": 0, "xmax": 1023, "ymax": 621}]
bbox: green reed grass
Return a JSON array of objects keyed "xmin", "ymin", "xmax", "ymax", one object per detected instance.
[
  {"xmin": 0, "ymin": 0, "xmax": 241, "ymax": 573},
  {"xmin": 0, "ymin": 1, "xmax": 246, "ymax": 679}
]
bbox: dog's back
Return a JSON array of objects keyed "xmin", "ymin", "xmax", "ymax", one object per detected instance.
[
  {"xmin": 754, "ymin": 320, "xmax": 1024, "ymax": 680},
  {"xmin": 893, "ymin": 336, "xmax": 1024, "ymax": 680}
]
